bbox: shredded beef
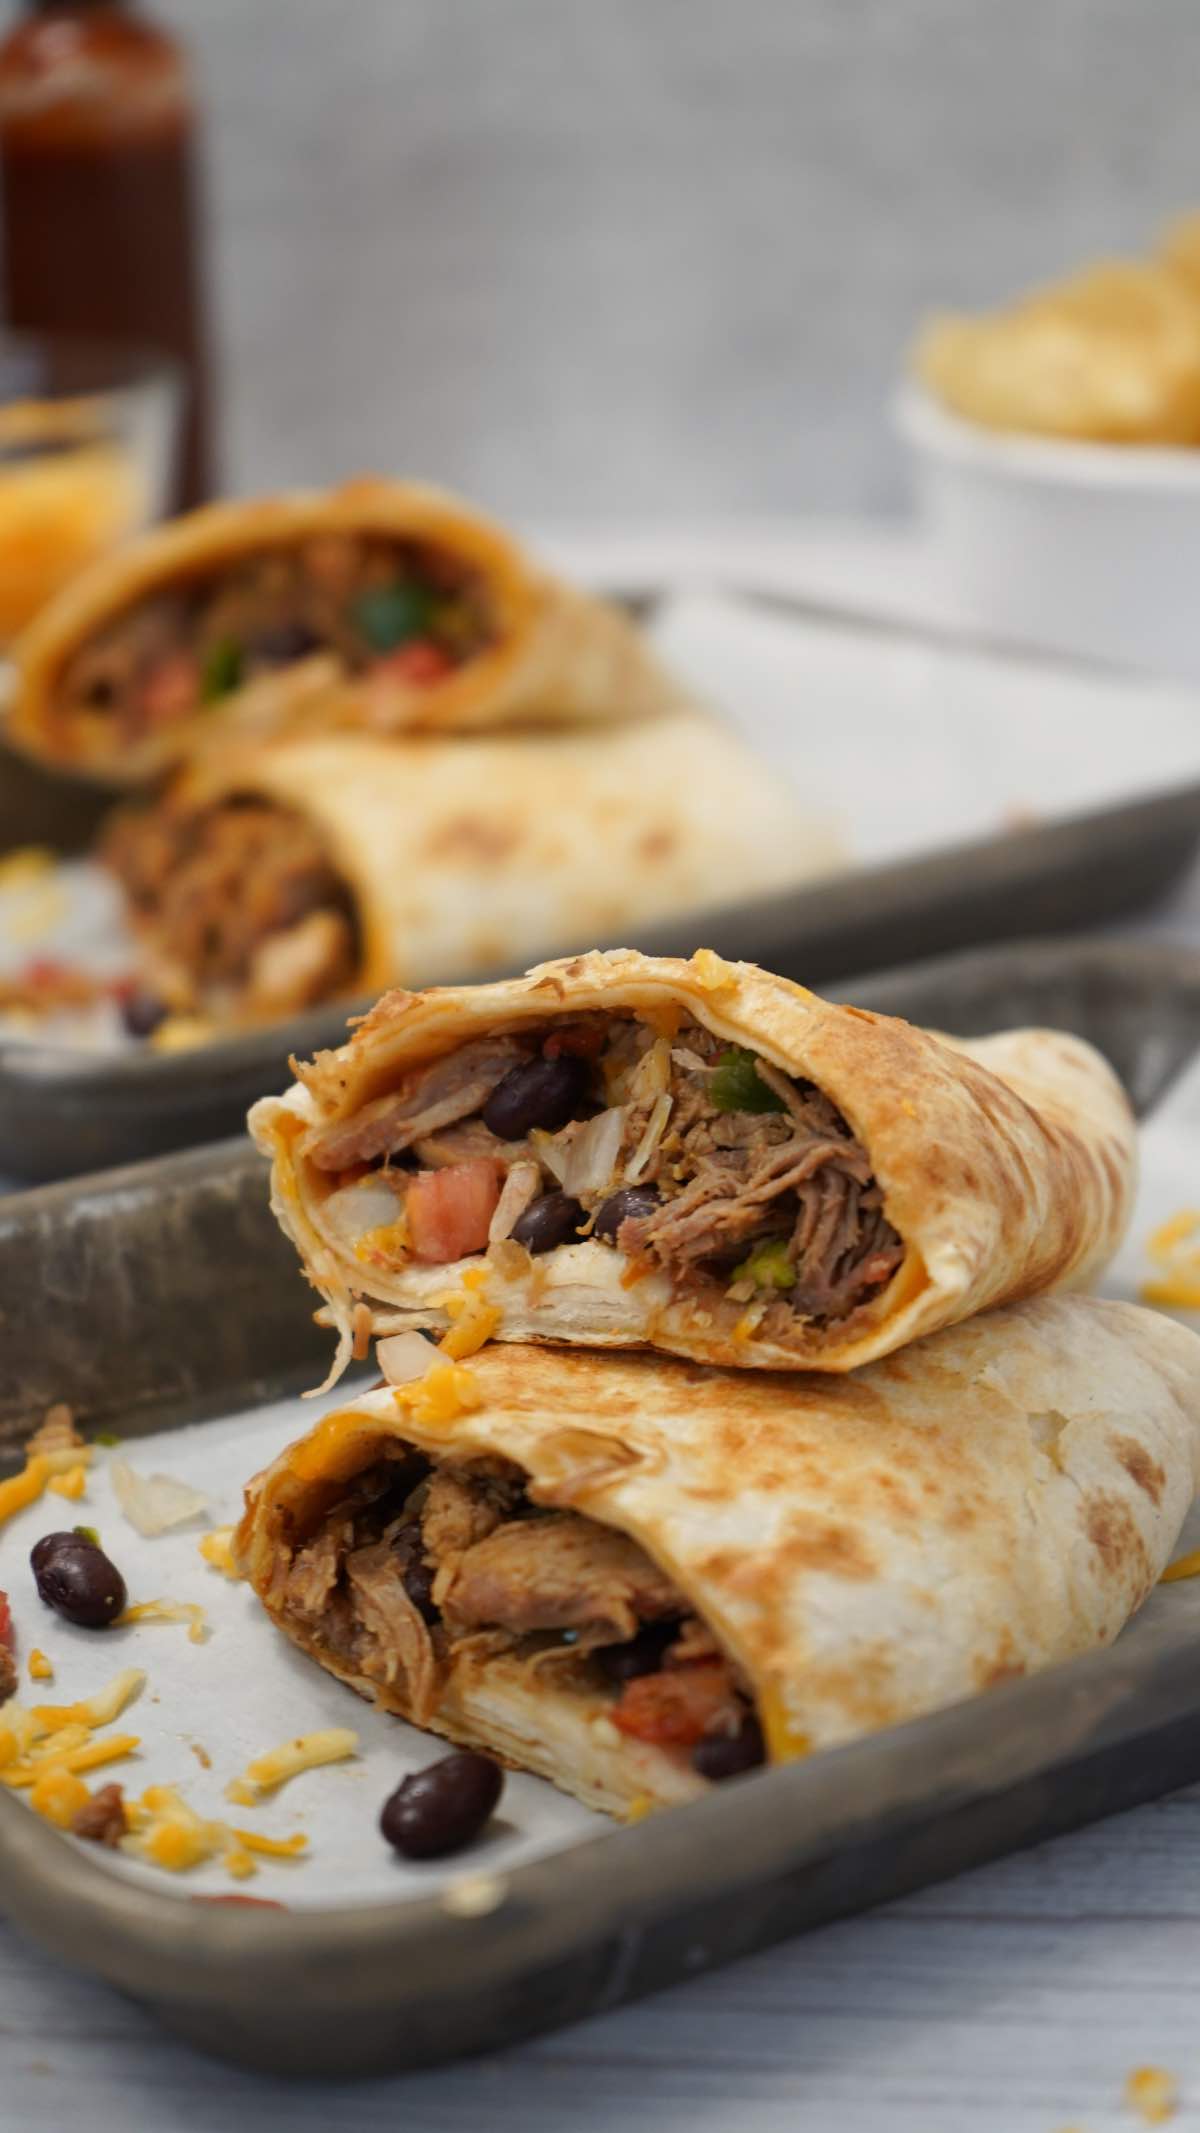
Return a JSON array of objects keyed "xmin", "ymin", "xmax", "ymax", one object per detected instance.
[
  {"xmin": 309, "ymin": 1036, "xmax": 530, "ymax": 1171},
  {"xmin": 104, "ymin": 797, "xmax": 359, "ymax": 1016},
  {"xmin": 436, "ymin": 1512, "xmax": 682, "ymax": 1645}
]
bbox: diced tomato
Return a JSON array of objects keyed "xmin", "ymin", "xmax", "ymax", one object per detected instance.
[
  {"xmin": 611, "ymin": 1662, "xmax": 733, "ymax": 1747},
  {"xmin": 141, "ymin": 652, "xmax": 201, "ymax": 727},
  {"xmin": 372, "ymin": 639, "xmax": 454, "ymax": 687},
  {"xmin": 406, "ymin": 1159, "xmax": 501, "ymax": 1263}
]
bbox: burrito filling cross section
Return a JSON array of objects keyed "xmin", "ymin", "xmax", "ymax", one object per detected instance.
[
  {"xmin": 308, "ymin": 1013, "xmax": 905, "ymax": 1334},
  {"xmin": 267, "ymin": 1437, "xmax": 762, "ymax": 1785},
  {"xmin": 51, "ymin": 532, "xmax": 496, "ymax": 755}
]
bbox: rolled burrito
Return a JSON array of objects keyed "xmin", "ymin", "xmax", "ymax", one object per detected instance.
[
  {"xmin": 8, "ymin": 478, "xmax": 688, "ymax": 785},
  {"xmin": 236, "ymin": 1297, "xmax": 1200, "ymax": 1815},
  {"xmin": 249, "ymin": 949, "xmax": 1136, "ymax": 1382},
  {"xmin": 103, "ymin": 723, "xmax": 837, "ymax": 1024}
]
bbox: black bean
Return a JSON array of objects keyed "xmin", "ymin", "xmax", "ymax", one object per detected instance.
[
  {"xmin": 246, "ymin": 621, "xmax": 323, "ymax": 666},
  {"xmin": 593, "ymin": 1185, "xmax": 661, "ymax": 1241},
  {"xmin": 31, "ymin": 1532, "xmax": 126, "ymax": 1630},
  {"xmin": 380, "ymin": 1751, "xmax": 503, "ymax": 1860},
  {"xmin": 511, "ymin": 1190, "xmax": 586, "ymax": 1255},
  {"xmin": 482, "ymin": 1054, "xmax": 589, "ymax": 1139},
  {"xmin": 593, "ymin": 1620, "xmax": 681, "ymax": 1684},
  {"xmin": 691, "ymin": 1714, "xmax": 765, "ymax": 1782},
  {"xmin": 119, "ymin": 989, "xmax": 169, "ymax": 1040}
]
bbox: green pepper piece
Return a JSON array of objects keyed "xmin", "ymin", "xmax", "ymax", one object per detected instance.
[
  {"xmin": 732, "ymin": 1240, "xmax": 794, "ymax": 1291},
  {"xmin": 201, "ymin": 636, "xmax": 243, "ymax": 702},
  {"xmin": 354, "ymin": 581, "xmax": 437, "ymax": 652},
  {"xmin": 73, "ymin": 1524, "xmax": 102, "ymax": 1547},
  {"xmin": 708, "ymin": 1046, "xmax": 788, "ymax": 1114}
]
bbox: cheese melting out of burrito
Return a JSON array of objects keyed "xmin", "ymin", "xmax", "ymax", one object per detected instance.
[
  {"xmin": 102, "ymin": 730, "xmax": 836, "ymax": 1023},
  {"xmin": 250, "ymin": 949, "xmax": 1136, "ymax": 1379},
  {"xmin": 8, "ymin": 477, "xmax": 687, "ymax": 784},
  {"xmin": 236, "ymin": 1298, "xmax": 1200, "ymax": 1816}
]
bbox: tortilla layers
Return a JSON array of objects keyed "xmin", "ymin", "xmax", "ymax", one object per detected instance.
[
  {"xmin": 248, "ymin": 949, "xmax": 1136, "ymax": 1382},
  {"xmin": 8, "ymin": 477, "xmax": 688, "ymax": 785},
  {"xmin": 235, "ymin": 1297, "xmax": 1200, "ymax": 1815},
  {"xmin": 103, "ymin": 724, "xmax": 838, "ymax": 1023}
]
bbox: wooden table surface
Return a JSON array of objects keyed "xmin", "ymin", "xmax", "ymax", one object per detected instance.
[
  {"xmin": 4, "ymin": 1777, "xmax": 1199, "ymax": 2132},
  {"xmin": 5, "ymin": 529, "xmax": 1200, "ymax": 2130}
]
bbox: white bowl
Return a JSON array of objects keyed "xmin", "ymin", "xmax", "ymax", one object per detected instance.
[{"xmin": 895, "ymin": 383, "xmax": 1200, "ymax": 679}]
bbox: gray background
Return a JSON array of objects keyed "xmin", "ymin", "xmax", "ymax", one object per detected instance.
[{"xmin": 53, "ymin": 2, "xmax": 1200, "ymax": 513}]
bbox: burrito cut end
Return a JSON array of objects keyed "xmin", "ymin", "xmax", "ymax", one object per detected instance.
[
  {"xmin": 236, "ymin": 1298, "xmax": 1200, "ymax": 1817},
  {"xmin": 251, "ymin": 949, "xmax": 1135, "ymax": 1378}
]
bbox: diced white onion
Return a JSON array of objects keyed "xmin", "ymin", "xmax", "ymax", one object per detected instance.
[
  {"xmin": 529, "ymin": 1126, "xmax": 570, "ymax": 1186},
  {"xmin": 377, "ymin": 1331, "xmax": 438, "ymax": 1386},
  {"xmin": 489, "ymin": 1160, "xmax": 541, "ymax": 1242},
  {"xmin": 625, "ymin": 1093, "xmax": 673, "ymax": 1182},
  {"xmin": 111, "ymin": 1458, "xmax": 209, "ymax": 1538},
  {"xmin": 562, "ymin": 1106, "xmax": 627, "ymax": 1197},
  {"xmin": 319, "ymin": 1175, "xmax": 405, "ymax": 1249},
  {"xmin": 671, "ymin": 1046, "xmax": 709, "ymax": 1074}
]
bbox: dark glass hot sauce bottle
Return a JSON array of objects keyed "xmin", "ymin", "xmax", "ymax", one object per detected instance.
[{"xmin": 0, "ymin": 0, "xmax": 214, "ymax": 508}]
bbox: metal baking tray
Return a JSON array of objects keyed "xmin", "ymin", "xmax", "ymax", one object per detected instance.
[
  {"xmin": 4, "ymin": 580, "xmax": 1200, "ymax": 1184},
  {"xmin": 3, "ymin": 932, "xmax": 1200, "ymax": 2078}
]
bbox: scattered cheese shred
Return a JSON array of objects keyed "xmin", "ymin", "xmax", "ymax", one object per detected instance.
[
  {"xmin": 121, "ymin": 1783, "xmax": 306, "ymax": 1882},
  {"xmin": 117, "ymin": 1599, "xmax": 209, "ymax": 1643},
  {"xmin": 28, "ymin": 1766, "xmax": 89, "ymax": 1828},
  {"xmin": 225, "ymin": 1727, "xmax": 359, "ymax": 1806},
  {"xmin": 758, "ymin": 1687, "xmax": 811, "ymax": 1764},
  {"xmin": 198, "ymin": 1528, "xmax": 242, "ymax": 1580},
  {"xmin": 1140, "ymin": 1210, "xmax": 1200, "ymax": 1311},
  {"xmin": 393, "ymin": 1359, "xmax": 483, "ymax": 1428},
  {"xmin": 1161, "ymin": 1548, "xmax": 1200, "ymax": 1584},
  {"xmin": 26, "ymin": 1649, "xmax": 53, "ymax": 1683},
  {"xmin": 0, "ymin": 1442, "xmax": 92, "ymax": 1531},
  {"xmin": 33, "ymin": 1667, "xmax": 145, "ymax": 1734},
  {"xmin": 437, "ymin": 1295, "xmax": 501, "ymax": 1362},
  {"xmin": 1125, "ymin": 2065, "xmax": 1178, "ymax": 2124},
  {"xmin": 148, "ymin": 1015, "xmax": 213, "ymax": 1054},
  {"xmin": 0, "ymin": 845, "xmax": 55, "ymax": 891},
  {"xmin": 355, "ymin": 1217, "xmax": 410, "ymax": 1266},
  {"xmin": 46, "ymin": 1463, "xmax": 87, "ymax": 1502},
  {"xmin": 2, "ymin": 1731, "xmax": 140, "ymax": 1788},
  {"xmin": 689, "ymin": 948, "xmax": 736, "ymax": 992},
  {"xmin": 624, "ymin": 1793, "xmax": 656, "ymax": 1824}
]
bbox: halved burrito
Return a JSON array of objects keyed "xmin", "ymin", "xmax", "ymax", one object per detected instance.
[
  {"xmin": 103, "ymin": 724, "xmax": 835, "ymax": 1024},
  {"xmin": 249, "ymin": 949, "xmax": 1136, "ymax": 1381},
  {"xmin": 8, "ymin": 478, "xmax": 687, "ymax": 785},
  {"xmin": 236, "ymin": 1297, "xmax": 1200, "ymax": 1815}
]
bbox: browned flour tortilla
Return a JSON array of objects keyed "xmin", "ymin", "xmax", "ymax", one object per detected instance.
[
  {"xmin": 248, "ymin": 949, "xmax": 1136, "ymax": 1383},
  {"xmin": 7, "ymin": 477, "xmax": 688, "ymax": 785},
  {"xmin": 235, "ymin": 1298, "xmax": 1200, "ymax": 1816},
  {"xmin": 101, "ymin": 723, "xmax": 837, "ymax": 1023}
]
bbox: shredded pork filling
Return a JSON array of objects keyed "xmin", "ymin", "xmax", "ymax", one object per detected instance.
[
  {"xmin": 309, "ymin": 1011, "xmax": 904, "ymax": 1331},
  {"xmin": 104, "ymin": 795, "xmax": 361, "ymax": 1017},
  {"xmin": 54, "ymin": 531, "xmax": 497, "ymax": 750},
  {"xmin": 271, "ymin": 1451, "xmax": 753, "ymax": 1766}
]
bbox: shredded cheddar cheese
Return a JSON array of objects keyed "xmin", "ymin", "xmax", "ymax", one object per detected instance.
[
  {"xmin": 2, "ymin": 1731, "xmax": 140, "ymax": 1788},
  {"xmin": 198, "ymin": 1527, "xmax": 242, "ymax": 1580},
  {"xmin": 758, "ymin": 1686, "xmax": 811, "ymax": 1764},
  {"xmin": 26, "ymin": 1650, "xmax": 53, "ymax": 1683},
  {"xmin": 436, "ymin": 1283, "xmax": 502, "ymax": 1362},
  {"xmin": 121, "ymin": 1783, "xmax": 308, "ymax": 1881},
  {"xmin": 1125, "ymin": 2065, "xmax": 1178, "ymax": 2123},
  {"xmin": 46, "ymin": 1462, "xmax": 87, "ymax": 1502},
  {"xmin": 689, "ymin": 948, "xmax": 736, "ymax": 992},
  {"xmin": 355, "ymin": 1217, "xmax": 410, "ymax": 1265},
  {"xmin": 28, "ymin": 1766, "xmax": 89, "ymax": 1829},
  {"xmin": 393, "ymin": 1359, "xmax": 483, "ymax": 1428},
  {"xmin": 624, "ymin": 1793, "xmax": 656, "ymax": 1824},
  {"xmin": 32, "ymin": 1666, "xmax": 144, "ymax": 1734},
  {"xmin": 0, "ymin": 1442, "xmax": 93, "ymax": 1531},
  {"xmin": 117, "ymin": 1599, "xmax": 209, "ymax": 1643},
  {"xmin": 1161, "ymin": 1548, "xmax": 1200, "ymax": 1584},
  {"xmin": 1140, "ymin": 1210, "xmax": 1200, "ymax": 1310},
  {"xmin": 148, "ymin": 1015, "xmax": 213, "ymax": 1054},
  {"xmin": 225, "ymin": 1727, "xmax": 359, "ymax": 1806}
]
